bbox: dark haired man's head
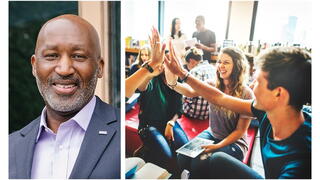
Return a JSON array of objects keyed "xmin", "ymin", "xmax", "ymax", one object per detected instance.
[
  {"xmin": 185, "ymin": 48, "xmax": 203, "ymax": 70},
  {"xmin": 195, "ymin": 15, "xmax": 205, "ymax": 31},
  {"xmin": 185, "ymin": 48, "xmax": 202, "ymax": 62},
  {"xmin": 31, "ymin": 14, "xmax": 104, "ymax": 114},
  {"xmin": 254, "ymin": 47, "xmax": 311, "ymax": 111}
]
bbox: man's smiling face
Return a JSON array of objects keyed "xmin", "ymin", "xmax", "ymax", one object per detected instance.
[{"xmin": 31, "ymin": 17, "xmax": 103, "ymax": 113}]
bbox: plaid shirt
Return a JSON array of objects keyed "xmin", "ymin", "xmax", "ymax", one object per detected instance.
[{"xmin": 183, "ymin": 61, "xmax": 216, "ymax": 120}]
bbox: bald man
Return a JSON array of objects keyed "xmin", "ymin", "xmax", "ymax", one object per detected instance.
[{"xmin": 9, "ymin": 14, "xmax": 120, "ymax": 179}]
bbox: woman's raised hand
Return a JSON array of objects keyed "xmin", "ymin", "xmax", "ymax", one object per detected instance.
[
  {"xmin": 149, "ymin": 26, "xmax": 166, "ymax": 67},
  {"xmin": 164, "ymin": 39, "xmax": 187, "ymax": 78}
]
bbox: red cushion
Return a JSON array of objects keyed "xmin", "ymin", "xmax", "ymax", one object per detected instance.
[
  {"xmin": 125, "ymin": 104, "xmax": 142, "ymax": 156},
  {"xmin": 176, "ymin": 115, "xmax": 209, "ymax": 139},
  {"xmin": 125, "ymin": 104, "xmax": 257, "ymax": 165},
  {"xmin": 243, "ymin": 126, "xmax": 257, "ymax": 165}
]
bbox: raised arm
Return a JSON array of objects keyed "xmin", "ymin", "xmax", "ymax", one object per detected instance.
[
  {"xmin": 164, "ymin": 40, "xmax": 253, "ymax": 116},
  {"xmin": 125, "ymin": 27, "xmax": 166, "ymax": 98},
  {"xmin": 173, "ymin": 82, "xmax": 199, "ymax": 98},
  {"xmin": 137, "ymin": 63, "xmax": 164, "ymax": 92},
  {"xmin": 164, "ymin": 63, "xmax": 199, "ymax": 97},
  {"xmin": 125, "ymin": 65, "xmax": 156, "ymax": 97}
]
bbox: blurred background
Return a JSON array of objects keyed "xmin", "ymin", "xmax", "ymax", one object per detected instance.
[{"xmin": 123, "ymin": 0, "xmax": 311, "ymax": 77}]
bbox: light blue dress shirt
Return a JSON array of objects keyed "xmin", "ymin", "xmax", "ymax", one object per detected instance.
[{"xmin": 31, "ymin": 96, "xmax": 96, "ymax": 179}]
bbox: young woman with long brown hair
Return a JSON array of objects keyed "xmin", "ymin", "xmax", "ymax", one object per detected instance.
[{"xmin": 165, "ymin": 47, "xmax": 254, "ymax": 177}]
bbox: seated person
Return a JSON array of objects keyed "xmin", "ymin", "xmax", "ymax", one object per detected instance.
[
  {"xmin": 130, "ymin": 45, "xmax": 151, "ymax": 75},
  {"xmin": 133, "ymin": 34, "xmax": 188, "ymax": 175},
  {"xmin": 165, "ymin": 42, "xmax": 311, "ymax": 178},
  {"xmin": 182, "ymin": 47, "xmax": 215, "ymax": 120},
  {"xmin": 166, "ymin": 47, "xmax": 253, "ymax": 178}
]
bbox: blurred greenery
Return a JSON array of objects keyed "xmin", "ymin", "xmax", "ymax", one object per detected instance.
[{"xmin": 9, "ymin": 1, "xmax": 78, "ymax": 133}]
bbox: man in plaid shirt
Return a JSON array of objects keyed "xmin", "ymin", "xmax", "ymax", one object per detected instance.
[{"xmin": 182, "ymin": 48, "xmax": 216, "ymax": 120}]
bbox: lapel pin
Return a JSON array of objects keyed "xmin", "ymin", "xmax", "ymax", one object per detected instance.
[{"xmin": 99, "ymin": 130, "xmax": 108, "ymax": 135}]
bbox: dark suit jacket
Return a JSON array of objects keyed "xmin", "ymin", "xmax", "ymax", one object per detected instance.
[{"xmin": 9, "ymin": 96, "xmax": 120, "ymax": 179}]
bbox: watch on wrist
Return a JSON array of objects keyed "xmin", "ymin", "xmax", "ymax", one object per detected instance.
[
  {"xmin": 181, "ymin": 72, "xmax": 190, "ymax": 83},
  {"xmin": 142, "ymin": 62, "xmax": 154, "ymax": 73}
]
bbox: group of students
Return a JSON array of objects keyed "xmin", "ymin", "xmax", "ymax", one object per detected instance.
[{"xmin": 126, "ymin": 27, "xmax": 311, "ymax": 178}]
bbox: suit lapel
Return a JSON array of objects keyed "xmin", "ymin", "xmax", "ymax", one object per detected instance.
[
  {"xmin": 69, "ymin": 97, "xmax": 117, "ymax": 179},
  {"xmin": 15, "ymin": 118, "xmax": 40, "ymax": 178}
]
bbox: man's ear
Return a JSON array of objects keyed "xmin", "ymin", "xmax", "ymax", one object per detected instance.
[
  {"xmin": 31, "ymin": 55, "xmax": 37, "ymax": 77},
  {"xmin": 97, "ymin": 58, "xmax": 104, "ymax": 78},
  {"xmin": 275, "ymin": 87, "xmax": 290, "ymax": 105},
  {"xmin": 275, "ymin": 88, "xmax": 281, "ymax": 97}
]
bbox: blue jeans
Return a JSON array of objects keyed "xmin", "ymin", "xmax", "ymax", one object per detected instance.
[
  {"xmin": 177, "ymin": 130, "xmax": 245, "ymax": 178},
  {"xmin": 138, "ymin": 122, "xmax": 189, "ymax": 171},
  {"xmin": 206, "ymin": 152, "xmax": 263, "ymax": 179}
]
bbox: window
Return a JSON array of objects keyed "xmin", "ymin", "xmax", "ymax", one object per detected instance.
[
  {"xmin": 163, "ymin": 0, "xmax": 229, "ymax": 43},
  {"xmin": 122, "ymin": 0, "xmax": 158, "ymax": 41},
  {"xmin": 254, "ymin": 0, "xmax": 312, "ymax": 48}
]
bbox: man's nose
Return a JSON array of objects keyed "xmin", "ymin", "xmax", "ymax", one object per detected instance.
[{"xmin": 55, "ymin": 55, "xmax": 75, "ymax": 76}]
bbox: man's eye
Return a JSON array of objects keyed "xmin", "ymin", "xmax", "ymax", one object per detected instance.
[
  {"xmin": 44, "ymin": 54, "xmax": 59, "ymax": 60},
  {"xmin": 72, "ymin": 54, "xmax": 87, "ymax": 60}
]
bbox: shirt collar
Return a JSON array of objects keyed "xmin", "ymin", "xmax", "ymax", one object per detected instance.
[{"xmin": 35, "ymin": 96, "xmax": 97, "ymax": 142}]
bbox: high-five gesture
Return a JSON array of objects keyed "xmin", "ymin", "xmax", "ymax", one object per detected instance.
[{"xmin": 164, "ymin": 40, "xmax": 188, "ymax": 79}]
